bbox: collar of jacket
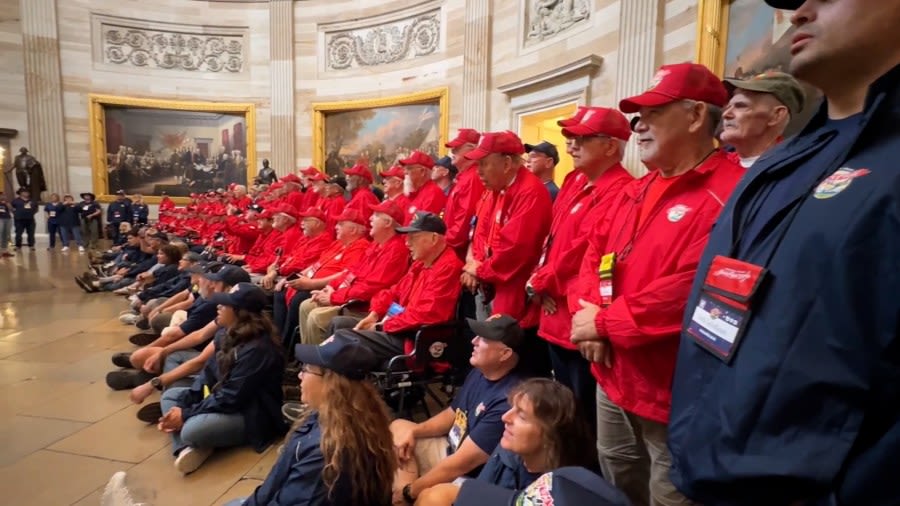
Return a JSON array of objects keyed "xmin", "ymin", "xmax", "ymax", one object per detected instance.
[{"xmin": 624, "ymin": 150, "xmax": 726, "ymax": 200}]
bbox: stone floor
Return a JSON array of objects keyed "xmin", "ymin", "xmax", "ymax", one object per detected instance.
[{"xmin": 0, "ymin": 248, "xmax": 275, "ymax": 505}]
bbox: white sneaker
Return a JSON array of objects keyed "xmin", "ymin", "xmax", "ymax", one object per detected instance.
[
  {"xmin": 61, "ymin": 246, "xmax": 70, "ymax": 252},
  {"xmin": 174, "ymin": 446, "xmax": 213, "ymax": 474},
  {"xmin": 78, "ymin": 246, "xmax": 85, "ymax": 253},
  {"xmin": 119, "ymin": 313, "xmax": 140, "ymax": 325}
]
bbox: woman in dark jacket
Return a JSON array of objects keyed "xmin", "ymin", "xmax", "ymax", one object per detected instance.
[
  {"xmin": 158, "ymin": 282, "xmax": 286, "ymax": 474},
  {"xmin": 417, "ymin": 378, "xmax": 599, "ymax": 505},
  {"xmin": 57, "ymin": 194, "xmax": 85, "ymax": 252},
  {"xmin": 224, "ymin": 333, "xmax": 397, "ymax": 506}
]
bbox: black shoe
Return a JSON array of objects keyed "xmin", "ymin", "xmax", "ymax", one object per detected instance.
[
  {"xmin": 135, "ymin": 317, "xmax": 150, "ymax": 330},
  {"xmin": 74, "ymin": 276, "xmax": 94, "ymax": 293},
  {"xmin": 136, "ymin": 402, "xmax": 163, "ymax": 423},
  {"xmin": 105, "ymin": 370, "xmax": 153, "ymax": 391},
  {"xmin": 129, "ymin": 332, "xmax": 158, "ymax": 346},
  {"xmin": 111, "ymin": 352, "xmax": 133, "ymax": 368}
]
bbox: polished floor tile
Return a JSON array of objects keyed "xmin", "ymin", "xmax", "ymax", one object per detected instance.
[{"xmin": 0, "ymin": 249, "xmax": 279, "ymax": 505}]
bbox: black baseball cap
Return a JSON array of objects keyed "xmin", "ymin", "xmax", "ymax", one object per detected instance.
[
  {"xmin": 456, "ymin": 467, "xmax": 631, "ymax": 506},
  {"xmin": 294, "ymin": 332, "xmax": 379, "ymax": 380},
  {"xmin": 182, "ymin": 252, "xmax": 202, "ymax": 263},
  {"xmin": 149, "ymin": 231, "xmax": 169, "ymax": 241},
  {"xmin": 466, "ymin": 315, "xmax": 524, "ymax": 350},
  {"xmin": 327, "ymin": 175, "xmax": 348, "ymax": 190},
  {"xmin": 524, "ymin": 141, "xmax": 560, "ymax": 165},
  {"xmin": 185, "ymin": 260, "xmax": 222, "ymax": 275},
  {"xmin": 203, "ymin": 264, "xmax": 251, "ymax": 286},
  {"xmin": 208, "ymin": 282, "xmax": 268, "ymax": 313},
  {"xmin": 765, "ymin": 0, "xmax": 802, "ymax": 9},
  {"xmin": 435, "ymin": 156, "xmax": 458, "ymax": 176},
  {"xmin": 396, "ymin": 211, "xmax": 447, "ymax": 235}
]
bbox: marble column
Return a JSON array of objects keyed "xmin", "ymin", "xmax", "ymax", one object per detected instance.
[
  {"xmin": 269, "ymin": 0, "xmax": 296, "ymax": 175},
  {"xmin": 615, "ymin": 0, "xmax": 663, "ymax": 176},
  {"xmin": 461, "ymin": 0, "xmax": 491, "ymax": 131},
  {"xmin": 20, "ymin": 0, "xmax": 68, "ymax": 197}
]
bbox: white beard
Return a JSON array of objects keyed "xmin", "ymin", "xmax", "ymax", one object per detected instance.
[
  {"xmin": 347, "ymin": 180, "xmax": 357, "ymax": 192},
  {"xmin": 403, "ymin": 175, "xmax": 415, "ymax": 196}
]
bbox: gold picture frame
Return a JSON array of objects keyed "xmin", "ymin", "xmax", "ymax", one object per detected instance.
[
  {"xmin": 88, "ymin": 94, "xmax": 257, "ymax": 204},
  {"xmin": 312, "ymin": 87, "xmax": 450, "ymax": 177},
  {"xmin": 696, "ymin": 0, "xmax": 730, "ymax": 76}
]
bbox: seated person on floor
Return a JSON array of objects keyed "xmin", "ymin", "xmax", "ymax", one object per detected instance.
[
  {"xmin": 120, "ymin": 251, "xmax": 202, "ymax": 326},
  {"xmin": 298, "ymin": 200, "xmax": 410, "ymax": 346},
  {"xmin": 389, "ymin": 315, "xmax": 526, "ymax": 505},
  {"xmin": 159, "ymin": 283, "xmax": 286, "ymax": 475},
  {"xmin": 416, "ymin": 378, "xmax": 599, "ymax": 506},
  {"xmin": 112, "ymin": 243, "xmax": 186, "ymax": 296},
  {"xmin": 272, "ymin": 208, "xmax": 370, "ymax": 347},
  {"xmin": 105, "ymin": 263, "xmax": 250, "ymax": 390},
  {"xmin": 327, "ymin": 211, "xmax": 462, "ymax": 363},
  {"xmin": 224, "ymin": 333, "xmax": 395, "ymax": 506},
  {"xmin": 76, "ymin": 231, "xmax": 169, "ymax": 293},
  {"xmin": 454, "ymin": 466, "xmax": 630, "ymax": 506},
  {"xmin": 258, "ymin": 207, "xmax": 333, "ymax": 292}
]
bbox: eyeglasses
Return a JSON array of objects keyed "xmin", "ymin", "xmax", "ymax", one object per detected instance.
[
  {"xmin": 300, "ymin": 364, "xmax": 324, "ymax": 377},
  {"xmin": 570, "ymin": 135, "xmax": 611, "ymax": 147}
]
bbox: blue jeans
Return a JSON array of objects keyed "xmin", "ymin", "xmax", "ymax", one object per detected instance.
[
  {"xmin": 222, "ymin": 500, "xmax": 246, "ymax": 506},
  {"xmin": 163, "ymin": 350, "xmax": 201, "ymax": 389},
  {"xmin": 0, "ymin": 219, "xmax": 10, "ymax": 250},
  {"xmin": 61, "ymin": 225, "xmax": 83, "ymax": 247},
  {"xmin": 160, "ymin": 387, "xmax": 247, "ymax": 455}
]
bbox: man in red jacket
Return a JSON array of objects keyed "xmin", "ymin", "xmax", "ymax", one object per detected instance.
[
  {"xmin": 380, "ymin": 165, "xmax": 409, "ymax": 209},
  {"xmin": 258, "ymin": 207, "xmax": 333, "ymax": 291},
  {"xmin": 320, "ymin": 175, "xmax": 348, "ymax": 230},
  {"xmin": 528, "ymin": 107, "xmax": 635, "ymax": 431},
  {"xmin": 242, "ymin": 206, "xmax": 297, "ymax": 275},
  {"xmin": 442, "ymin": 128, "xmax": 484, "ymax": 259},
  {"xmin": 344, "ymin": 162, "xmax": 380, "ymax": 224},
  {"xmin": 224, "ymin": 209, "xmax": 277, "ymax": 266},
  {"xmin": 329, "ymin": 212, "xmax": 462, "ymax": 362},
  {"xmin": 569, "ymin": 63, "xmax": 744, "ymax": 506},
  {"xmin": 297, "ymin": 200, "xmax": 410, "ymax": 345},
  {"xmin": 399, "ymin": 151, "xmax": 446, "ymax": 225}
]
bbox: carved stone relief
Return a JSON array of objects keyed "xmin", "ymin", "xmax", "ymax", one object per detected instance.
[
  {"xmin": 325, "ymin": 10, "xmax": 440, "ymax": 70},
  {"xmin": 99, "ymin": 21, "xmax": 245, "ymax": 73},
  {"xmin": 525, "ymin": 0, "xmax": 591, "ymax": 45}
]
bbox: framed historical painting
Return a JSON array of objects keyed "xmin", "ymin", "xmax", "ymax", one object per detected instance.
[
  {"xmin": 696, "ymin": 0, "xmax": 821, "ymax": 135},
  {"xmin": 88, "ymin": 94, "xmax": 257, "ymax": 203},
  {"xmin": 312, "ymin": 88, "xmax": 449, "ymax": 178}
]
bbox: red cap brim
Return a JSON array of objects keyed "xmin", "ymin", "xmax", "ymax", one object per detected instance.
[
  {"xmin": 463, "ymin": 147, "xmax": 492, "ymax": 161},
  {"xmin": 618, "ymin": 91, "xmax": 678, "ymax": 114},
  {"xmin": 561, "ymin": 123, "xmax": 600, "ymax": 138}
]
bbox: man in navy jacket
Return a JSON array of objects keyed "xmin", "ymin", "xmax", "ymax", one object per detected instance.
[{"xmin": 669, "ymin": 1, "xmax": 900, "ymax": 505}]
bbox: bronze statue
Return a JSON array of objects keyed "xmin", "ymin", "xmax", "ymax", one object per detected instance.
[{"xmin": 10, "ymin": 148, "xmax": 47, "ymax": 201}]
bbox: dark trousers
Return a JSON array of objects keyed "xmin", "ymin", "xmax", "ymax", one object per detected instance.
[
  {"xmin": 14, "ymin": 218, "xmax": 35, "ymax": 248},
  {"xmin": 519, "ymin": 327, "xmax": 553, "ymax": 378},
  {"xmin": 334, "ymin": 328, "xmax": 405, "ymax": 364},
  {"xmin": 47, "ymin": 222, "xmax": 64, "ymax": 248},
  {"xmin": 548, "ymin": 342, "xmax": 598, "ymax": 434},
  {"xmin": 273, "ymin": 289, "xmax": 311, "ymax": 347}
]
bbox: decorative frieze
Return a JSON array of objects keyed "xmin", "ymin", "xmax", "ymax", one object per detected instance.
[
  {"xmin": 524, "ymin": 0, "xmax": 592, "ymax": 46},
  {"xmin": 324, "ymin": 9, "xmax": 441, "ymax": 70}
]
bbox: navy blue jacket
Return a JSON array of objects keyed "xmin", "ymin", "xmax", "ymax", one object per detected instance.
[
  {"xmin": 669, "ymin": 65, "xmax": 900, "ymax": 506},
  {"xmin": 0, "ymin": 202, "xmax": 10, "ymax": 220},
  {"xmin": 244, "ymin": 412, "xmax": 388, "ymax": 506},
  {"xmin": 139, "ymin": 271, "xmax": 191, "ymax": 301},
  {"xmin": 131, "ymin": 203, "xmax": 149, "ymax": 225},
  {"xmin": 11, "ymin": 198, "xmax": 37, "ymax": 220},
  {"xmin": 44, "ymin": 202, "xmax": 64, "ymax": 224},
  {"xmin": 476, "ymin": 447, "xmax": 541, "ymax": 492},
  {"xmin": 150, "ymin": 264, "xmax": 179, "ymax": 286},
  {"xmin": 79, "ymin": 201, "xmax": 102, "ymax": 221},
  {"xmin": 177, "ymin": 332, "xmax": 286, "ymax": 453},
  {"xmin": 124, "ymin": 254, "xmax": 158, "ymax": 278},
  {"xmin": 107, "ymin": 200, "xmax": 131, "ymax": 224},
  {"xmin": 57, "ymin": 203, "xmax": 80, "ymax": 227}
]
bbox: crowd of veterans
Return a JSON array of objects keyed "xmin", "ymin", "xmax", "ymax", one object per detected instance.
[{"xmin": 83, "ymin": 1, "xmax": 900, "ymax": 504}]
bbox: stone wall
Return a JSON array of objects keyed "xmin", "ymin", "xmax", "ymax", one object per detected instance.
[{"xmin": 0, "ymin": 0, "xmax": 28, "ymax": 157}]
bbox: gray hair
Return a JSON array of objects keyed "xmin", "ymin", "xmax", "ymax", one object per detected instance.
[{"xmin": 681, "ymin": 100, "xmax": 723, "ymax": 137}]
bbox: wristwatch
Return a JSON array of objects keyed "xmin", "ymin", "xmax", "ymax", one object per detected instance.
[
  {"xmin": 402, "ymin": 483, "xmax": 415, "ymax": 504},
  {"xmin": 150, "ymin": 377, "xmax": 163, "ymax": 391}
]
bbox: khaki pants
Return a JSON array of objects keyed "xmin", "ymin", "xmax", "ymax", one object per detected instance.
[
  {"xmin": 596, "ymin": 386, "xmax": 695, "ymax": 506},
  {"xmin": 298, "ymin": 298, "xmax": 367, "ymax": 345}
]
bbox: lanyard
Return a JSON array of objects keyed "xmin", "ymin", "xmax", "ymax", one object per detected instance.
[
  {"xmin": 540, "ymin": 180, "xmax": 596, "ymax": 266},
  {"xmin": 484, "ymin": 190, "xmax": 507, "ymax": 258}
]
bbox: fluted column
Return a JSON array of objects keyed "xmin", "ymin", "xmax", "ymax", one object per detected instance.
[
  {"xmin": 461, "ymin": 0, "xmax": 490, "ymax": 131},
  {"xmin": 615, "ymin": 0, "xmax": 663, "ymax": 176},
  {"xmin": 20, "ymin": 0, "xmax": 68, "ymax": 198},
  {"xmin": 269, "ymin": 0, "xmax": 296, "ymax": 175}
]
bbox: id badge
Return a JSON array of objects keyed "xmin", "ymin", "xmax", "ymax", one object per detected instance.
[
  {"xmin": 202, "ymin": 384, "xmax": 211, "ymax": 399},
  {"xmin": 598, "ymin": 253, "xmax": 616, "ymax": 307},
  {"xmin": 387, "ymin": 302, "xmax": 406, "ymax": 317},
  {"xmin": 49, "ymin": 211, "xmax": 56, "ymax": 217},
  {"xmin": 448, "ymin": 408, "xmax": 467, "ymax": 451},
  {"xmin": 686, "ymin": 255, "xmax": 767, "ymax": 363}
]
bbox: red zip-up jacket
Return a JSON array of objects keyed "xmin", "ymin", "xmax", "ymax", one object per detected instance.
[
  {"xmin": 328, "ymin": 234, "xmax": 410, "ymax": 305},
  {"xmin": 403, "ymin": 180, "xmax": 447, "ymax": 225},
  {"xmin": 245, "ymin": 228, "xmax": 286, "ymax": 273},
  {"xmin": 278, "ymin": 231, "xmax": 334, "ymax": 277},
  {"xmin": 320, "ymin": 195, "xmax": 347, "ymax": 230},
  {"xmin": 370, "ymin": 245, "xmax": 463, "ymax": 334},
  {"xmin": 471, "ymin": 167, "xmax": 552, "ymax": 327},
  {"xmin": 569, "ymin": 150, "xmax": 743, "ymax": 423},
  {"xmin": 443, "ymin": 166, "xmax": 486, "ymax": 258},
  {"xmin": 224, "ymin": 215, "xmax": 260, "ymax": 254},
  {"xmin": 346, "ymin": 188, "xmax": 380, "ymax": 225},
  {"xmin": 283, "ymin": 237, "xmax": 370, "ymax": 303},
  {"xmin": 532, "ymin": 164, "xmax": 633, "ymax": 349}
]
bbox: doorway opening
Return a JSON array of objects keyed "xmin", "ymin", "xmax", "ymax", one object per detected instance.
[{"xmin": 518, "ymin": 102, "xmax": 578, "ymax": 187}]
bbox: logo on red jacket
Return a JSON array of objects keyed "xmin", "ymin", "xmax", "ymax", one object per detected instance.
[
  {"xmin": 666, "ymin": 204, "xmax": 691, "ymax": 222},
  {"xmin": 813, "ymin": 167, "xmax": 871, "ymax": 200}
]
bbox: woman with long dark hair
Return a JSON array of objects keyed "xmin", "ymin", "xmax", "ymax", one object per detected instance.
[
  {"xmin": 416, "ymin": 378, "xmax": 599, "ymax": 505},
  {"xmin": 225, "ymin": 333, "xmax": 397, "ymax": 506},
  {"xmin": 158, "ymin": 282, "xmax": 286, "ymax": 474}
]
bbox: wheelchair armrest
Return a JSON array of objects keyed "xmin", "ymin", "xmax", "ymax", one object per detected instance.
[
  {"xmin": 411, "ymin": 321, "xmax": 471, "ymax": 368},
  {"xmin": 339, "ymin": 299, "xmax": 370, "ymax": 315}
]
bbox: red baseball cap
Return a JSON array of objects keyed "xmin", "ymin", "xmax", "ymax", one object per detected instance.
[
  {"xmin": 399, "ymin": 150, "xmax": 435, "ymax": 169},
  {"xmin": 307, "ymin": 171, "xmax": 328, "ymax": 182},
  {"xmin": 272, "ymin": 203, "xmax": 299, "ymax": 220},
  {"xmin": 300, "ymin": 166, "xmax": 320, "ymax": 177},
  {"xmin": 619, "ymin": 63, "xmax": 728, "ymax": 113},
  {"xmin": 464, "ymin": 131, "xmax": 526, "ymax": 161},
  {"xmin": 257, "ymin": 209, "xmax": 274, "ymax": 220},
  {"xmin": 281, "ymin": 173, "xmax": 301, "ymax": 184},
  {"xmin": 561, "ymin": 107, "xmax": 632, "ymax": 141},
  {"xmin": 557, "ymin": 106, "xmax": 589, "ymax": 127},
  {"xmin": 445, "ymin": 128, "xmax": 481, "ymax": 148},
  {"xmin": 299, "ymin": 207, "xmax": 326, "ymax": 222},
  {"xmin": 344, "ymin": 163, "xmax": 373, "ymax": 182},
  {"xmin": 379, "ymin": 165, "xmax": 405, "ymax": 179},
  {"xmin": 369, "ymin": 200, "xmax": 405, "ymax": 225},
  {"xmin": 335, "ymin": 208, "xmax": 367, "ymax": 227}
]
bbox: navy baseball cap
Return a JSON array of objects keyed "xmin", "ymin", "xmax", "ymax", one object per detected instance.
[
  {"xmin": 524, "ymin": 141, "xmax": 560, "ymax": 165},
  {"xmin": 185, "ymin": 260, "xmax": 223, "ymax": 275},
  {"xmin": 455, "ymin": 467, "xmax": 631, "ymax": 506},
  {"xmin": 467, "ymin": 315, "xmax": 524, "ymax": 350},
  {"xmin": 203, "ymin": 264, "xmax": 251, "ymax": 286},
  {"xmin": 208, "ymin": 282, "xmax": 268, "ymax": 312},
  {"xmin": 294, "ymin": 332, "xmax": 379, "ymax": 380}
]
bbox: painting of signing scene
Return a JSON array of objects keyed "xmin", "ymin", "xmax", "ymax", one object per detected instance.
[
  {"xmin": 89, "ymin": 95, "xmax": 256, "ymax": 202},
  {"xmin": 313, "ymin": 88, "xmax": 448, "ymax": 179}
]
